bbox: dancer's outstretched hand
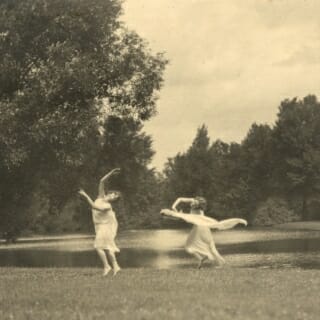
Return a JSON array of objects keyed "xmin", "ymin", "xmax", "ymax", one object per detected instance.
[
  {"xmin": 78, "ymin": 189, "xmax": 86, "ymax": 197},
  {"xmin": 160, "ymin": 209, "xmax": 172, "ymax": 216},
  {"xmin": 160, "ymin": 209, "xmax": 166, "ymax": 216},
  {"xmin": 110, "ymin": 168, "xmax": 121, "ymax": 176}
]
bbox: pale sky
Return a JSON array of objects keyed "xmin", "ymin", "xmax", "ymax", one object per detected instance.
[{"xmin": 122, "ymin": 0, "xmax": 320, "ymax": 169}]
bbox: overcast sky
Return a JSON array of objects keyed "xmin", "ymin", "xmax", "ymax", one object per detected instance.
[{"xmin": 122, "ymin": 0, "xmax": 320, "ymax": 169}]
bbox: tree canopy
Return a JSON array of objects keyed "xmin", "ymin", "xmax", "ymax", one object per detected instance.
[
  {"xmin": 163, "ymin": 95, "xmax": 320, "ymax": 224},
  {"xmin": 0, "ymin": 0, "xmax": 167, "ymax": 238}
]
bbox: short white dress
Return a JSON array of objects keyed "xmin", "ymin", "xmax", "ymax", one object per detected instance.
[
  {"xmin": 185, "ymin": 212, "xmax": 215, "ymax": 260},
  {"xmin": 92, "ymin": 199, "xmax": 120, "ymax": 252}
]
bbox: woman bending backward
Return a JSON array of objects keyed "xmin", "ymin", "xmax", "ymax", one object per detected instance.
[{"xmin": 161, "ymin": 197, "xmax": 247, "ymax": 268}]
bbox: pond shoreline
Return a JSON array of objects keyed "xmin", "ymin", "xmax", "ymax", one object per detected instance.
[
  {"xmin": 1, "ymin": 220, "xmax": 319, "ymax": 246},
  {"xmin": 275, "ymin": 221, "xmax": 320, "ymax": 231},
  {"xmin": 0, "ymin": 227, "xmax": 319, "ymax": 269}
]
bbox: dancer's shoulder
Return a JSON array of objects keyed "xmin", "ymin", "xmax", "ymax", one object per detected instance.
[{"xmin": 94, "ymin": 198, "xmax": 111, "ymax": 210}]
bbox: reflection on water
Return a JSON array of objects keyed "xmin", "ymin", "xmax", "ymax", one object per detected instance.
[{"xmin": 0, "ymin": 229, "xmax": 319, "ymax": 269}]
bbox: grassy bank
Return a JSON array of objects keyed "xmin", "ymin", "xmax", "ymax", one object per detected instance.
[
  {"xmin": 276, "ymin": 221, "xmax": 320, "ymax": 231},
  {"xmin": 1, "ymin": 221, "xmax": 319, "ymax": 245},
  {"xmin": 1, "ymin": 268, "xmax": 319, "ymax": 320}
]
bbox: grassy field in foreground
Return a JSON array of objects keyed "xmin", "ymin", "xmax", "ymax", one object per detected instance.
[{"xmin": 0, "ymin": 268, "xmax": 319, "ymax": 320}]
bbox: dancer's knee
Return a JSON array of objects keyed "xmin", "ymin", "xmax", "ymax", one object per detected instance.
[
  {"xmin": 95, "ymin": 248, "xmax": 104, "ymax": 254},
  {"xmin": 185, "ymin": 246, "xmax": 193, "ymax": 255},
  {"xmin": 107, "ymin": 251, "xmax": 115, "ymax": 260}
]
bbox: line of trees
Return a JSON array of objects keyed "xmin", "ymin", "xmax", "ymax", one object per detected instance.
[{"xmin": 163, "ymin": 95, "xmax": 320, "ymax": 225}]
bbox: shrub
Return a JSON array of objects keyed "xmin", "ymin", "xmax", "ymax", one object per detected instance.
[{"xmin": 252, "ymin": 197, "xmax": 300, "ymax": 226}]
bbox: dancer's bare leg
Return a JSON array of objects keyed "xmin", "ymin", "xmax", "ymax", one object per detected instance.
[
  {"xmin": 198, "ymin": 256, "xmax": 208, "ymax": 269},
  {"xmin": 210, "ymin": 242, "xmax": 225, "ymax": 266},
  {"xmin": 96, "ymin": 249, "xmax": 111, "ymax": 275},
  {"xmin": 106, "ymin": 250, "xmax": 121, "ymax": 275},
  {"xmin": 186, "ymin": 248, "xmax": 206, "ymax": 269}
]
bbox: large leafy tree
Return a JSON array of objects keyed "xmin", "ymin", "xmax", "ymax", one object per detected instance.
[
  {"xmin": 209, "ymin": 141, "xmax": 250, "ymax": 219},
  {"xmin": 272, "ymin": 95, "xmax": 320, "ymax": 219},
  {"xmin": 0, "ymin": 0, "xmax": 167, "ymax": 238},
  {"xmin": 239, "ymin": 123, "xmax": 274, "ymax": 216}
]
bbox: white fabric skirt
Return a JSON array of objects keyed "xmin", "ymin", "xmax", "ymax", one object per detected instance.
[
  {"xmin": 94, "ymin": 222, "xmax": 120, "ymax": 252},
  {"xmin": 185, "ymin": 226, "xmax": 214, "ymax": 260}
]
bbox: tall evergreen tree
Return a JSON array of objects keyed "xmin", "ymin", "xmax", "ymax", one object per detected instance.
[{"xmin": 163, "ymin": 125, "xmax": 214, "ymax": 214}]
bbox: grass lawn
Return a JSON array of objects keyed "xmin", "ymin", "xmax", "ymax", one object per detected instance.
[{"xmin": 0, "ymin": 267, "xmax": 319, "ymax": 320}]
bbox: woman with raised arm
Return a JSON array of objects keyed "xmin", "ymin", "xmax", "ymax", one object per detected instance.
[
  {"xmin": 161, "ymin": 197, "xmax": 247, "ymax": 268},
  {"xmin": 78, "ymin": 168, "xmax": 121, "ymax": 276}
]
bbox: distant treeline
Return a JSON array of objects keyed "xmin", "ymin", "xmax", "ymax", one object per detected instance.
[
  {"xmin": 5, "ymin": 95, "xmax": 320, "ymax": 239},
  {"xmin": 163, "ymin": 95, "xmax": 320, "ymax": 226}
]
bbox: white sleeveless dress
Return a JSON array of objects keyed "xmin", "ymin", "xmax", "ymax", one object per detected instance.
[
  {"xmin": 185, "ymin": 223, "xmax": 215, "ymax": 260},
  {"xmin": 161, "ymin": 208, "xmax": 247, "ymax": 260},
  {"xmin": 92, "ymin": 199, "xmax": 120, "ymax": 252}
]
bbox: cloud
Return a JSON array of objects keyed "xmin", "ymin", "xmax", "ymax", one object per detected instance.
[
  {"xmin": 274, "ymin": 45, "xmax": 320, "ymax": 66},
  {"xmin": 123, "ymin": 0, "xmax": 320, "ymax": 169},
  {"xmin": 254, "ymin": 0, "xmax": 320, "ymax": 29}
]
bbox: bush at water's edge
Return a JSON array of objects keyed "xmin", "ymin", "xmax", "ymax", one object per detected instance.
[{"xmin": 252, "ymin": 197, "xmax": 300, "ymax": 226}]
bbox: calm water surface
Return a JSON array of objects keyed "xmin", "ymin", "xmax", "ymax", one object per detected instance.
[{"xmin": 0, "ymin": 229, "xmax": 319, "ymax": 269}]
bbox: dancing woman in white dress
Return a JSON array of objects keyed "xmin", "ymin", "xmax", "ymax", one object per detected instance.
[
  {"xmin": 161, "ymin": 197, "xmax": 247, "ymax": 268},
  {"xmin": 78, "ymin": 168, "xmax": 121, "ymax": 276}
]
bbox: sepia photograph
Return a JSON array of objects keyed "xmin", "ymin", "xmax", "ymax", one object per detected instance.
[{"xmin": 0, "ymin": 0, "xmax": 319, "ymax": 319}]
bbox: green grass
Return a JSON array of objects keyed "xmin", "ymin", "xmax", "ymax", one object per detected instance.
[{"xmin": 1, "ymin": 267, "xmax": 319, "ymax": 320}]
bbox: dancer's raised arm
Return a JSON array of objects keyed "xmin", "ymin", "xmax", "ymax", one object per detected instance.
[
  {"xmin": 79, "ymin": 189, "xmax": 110, "ymax": 211},
  {"xmin": 172, "ymin": 197, "xmax": 195, "ymax": 211},
  {"xmin": 98, "ymin": 168, "xmax": 120, "ymax": 198}
]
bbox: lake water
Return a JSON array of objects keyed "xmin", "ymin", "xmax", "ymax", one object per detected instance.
[{"xmin": 0, "ymin": 229, "xmax": 319, "ymax": 269}]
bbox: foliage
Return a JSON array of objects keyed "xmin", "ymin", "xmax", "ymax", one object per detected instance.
[
  {"xmin": 163, "ymin": 125, "xmax": 211, "ymax": 203},
  {"xmin": 163, "ymin": 95, "xmax": 320, "ymax": 224},
  {"xmin": 252, "ymin": 197, "xmax": 299, "ymax": 226},
  {"xmin": 73, "ymin": 116, "xmax": 163, "ymax": 230},
  {"xmin": 0, "ymin": 0, "xmax": 167, "ymax": 238},
  {"xmin": 271, "ymin": 95, "xmax": 320, "ymax": 219}
]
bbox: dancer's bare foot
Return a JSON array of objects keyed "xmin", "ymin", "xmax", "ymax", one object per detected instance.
[
  {"xmin": 197, "ymin": 257, "xmax": 208, "ymax": 269},
  {"xmin": 113, "ymin": 266, "xmax": 121, "ymax": 276},
  {"xmin": 216, "ymin": 258, "xmax": 226, "ymax": 267},
  {"xmin": 103, "ymin": 266, "xmax": 111, "ymax": 276}
]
